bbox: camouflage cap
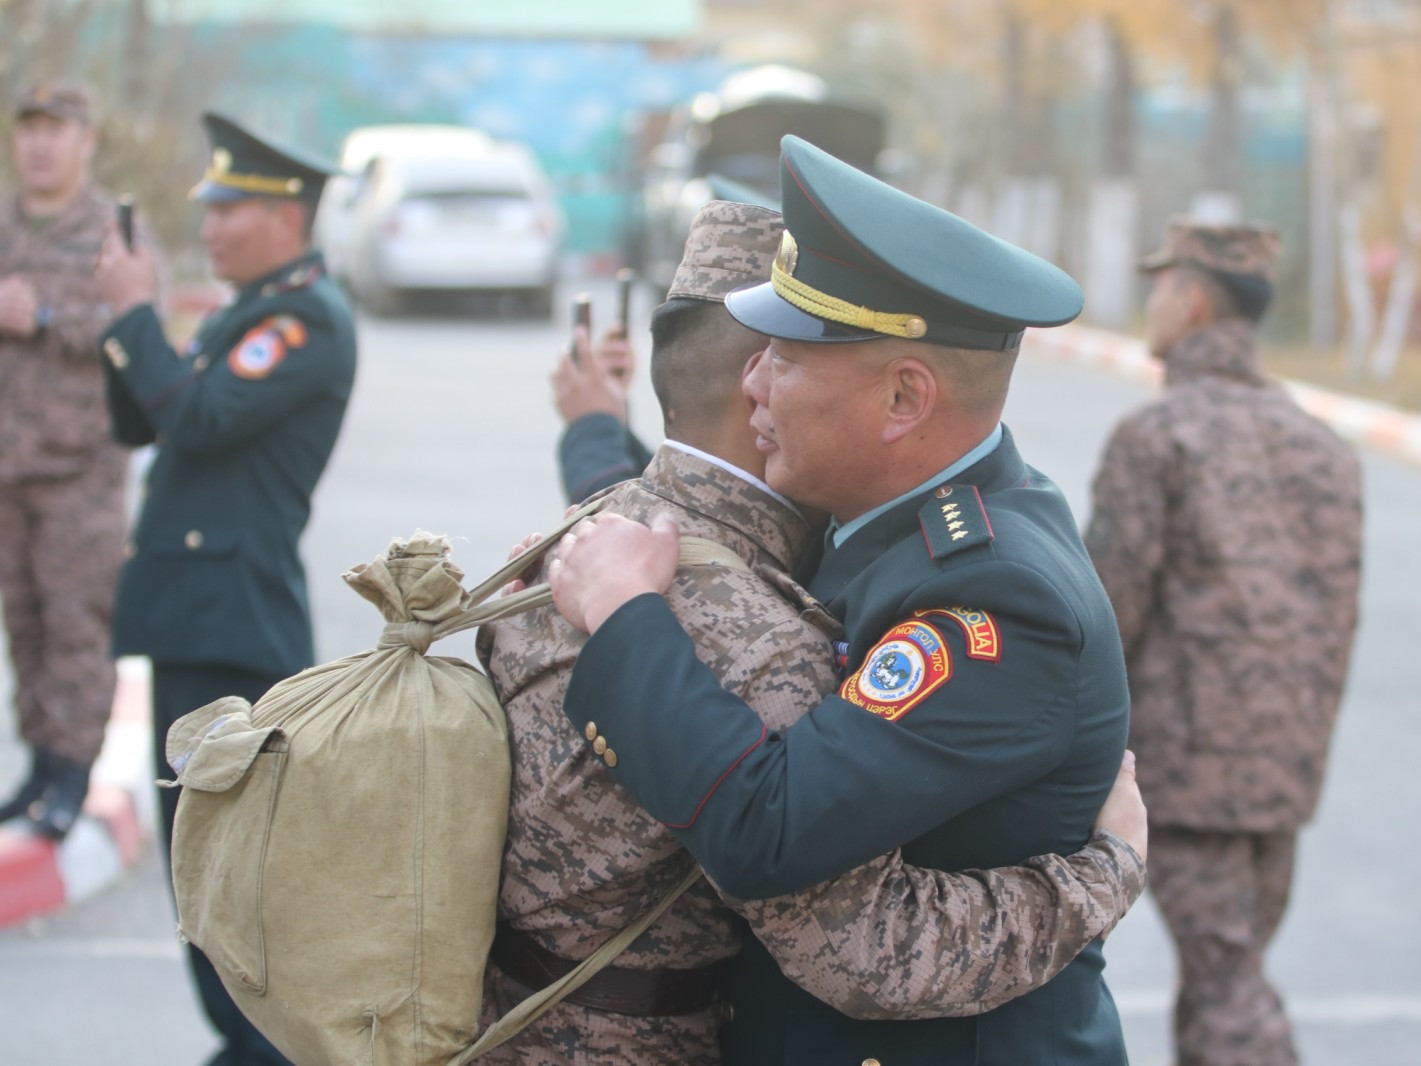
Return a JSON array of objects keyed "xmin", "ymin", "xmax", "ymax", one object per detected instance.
[
  {"xmin": 667, "ymin": 200, "xmax": 784, "ymax": 303},
  {"xmin": 1140, "ymin": 216, "xmax": 1281, "ymax": 282},
  {"xmin": 15, "ymin": 80, "xmax": 95, "ymax": 125}
]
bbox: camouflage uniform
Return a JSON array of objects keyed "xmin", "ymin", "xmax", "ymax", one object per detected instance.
[
  {"xmin": 0, "ymin": 184, "xmax": 140, "ymax": 764},
  {"xmin": 478, "ymin": 445, "xmax": 1146, "ymax": 1065},
  {"xmin": 1084, "ymin": 220, "xmax": 1363, "ymax": 1066}
]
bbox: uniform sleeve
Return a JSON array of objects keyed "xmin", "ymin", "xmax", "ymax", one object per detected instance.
[
  {"xmin": 730, "ymin": 830, "xmax": 1145, "ymax": 1019},
  {"xmin": 557, "ymin": 413, "xmax": 652, "ymax": 503},
  {"xmin": 1083, "ymin": 414, "xmax": 1170, "ymax": 658},
  {"xmin": 101, "ymin": 300, "xmax": 343, "ymax": 455},
  {"xmin": 103, "ymin": 347, "xmax": 156, "ymax": 446},
  {"xmin": 562, "ymin": 558, "xmax": 1086, "ymax": 900}
]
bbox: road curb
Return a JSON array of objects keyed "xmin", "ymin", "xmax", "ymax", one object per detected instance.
[
  {"xmin": 0, "ymin": 659, "xmax": 152, "ymax": 928},
  {"xmin": 1026, "ymin": 324, "xmax": 1421, "ymax": 467}
]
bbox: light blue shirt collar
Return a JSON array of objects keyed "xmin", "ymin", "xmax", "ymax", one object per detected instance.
[{"xmin": 829, "ymin": 423, "xmax": 1003, "ymax": 549}]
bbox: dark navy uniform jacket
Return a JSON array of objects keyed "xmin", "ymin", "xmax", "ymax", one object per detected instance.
[
  {"xmin": 101, "ymin": 252, "xmax": 355, "ymax": 679},
  {"xmin": 556, "ymin": 411, "xmax": 653, "ymax": 503},
  {"xmin": 562, "ymin": 427, "xmax": 1130, "ymax": 1064}
]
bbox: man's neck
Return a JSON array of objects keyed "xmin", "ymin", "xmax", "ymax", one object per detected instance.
[{"xmin": 20, "ymin": 183, "xmax": 83, "ymax": 220}]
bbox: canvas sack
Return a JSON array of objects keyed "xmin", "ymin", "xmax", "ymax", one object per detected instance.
[{"xmin": 163, "ymin": 507, "xmax": 742, "ymax": 1065}]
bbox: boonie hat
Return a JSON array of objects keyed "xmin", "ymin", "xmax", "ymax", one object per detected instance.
[
  {"xmin": 16, "ymin": 81, "xmax": 94, "ymax": 125},
  {"xmin": 667, "ymin": 200, "xmax": 784, "ymax": 304}
]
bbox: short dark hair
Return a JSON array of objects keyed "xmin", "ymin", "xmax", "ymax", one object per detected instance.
[
  {"xmin": 650, "ymin": 298, "xmax": 766, "ymax": 439},
  {"xmin": 1177, "ymin": 263, "xmax": 1272, "ymax": 323}
]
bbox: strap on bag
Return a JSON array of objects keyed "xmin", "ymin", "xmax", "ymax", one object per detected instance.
[
  {"xmin": 437, "ymin": 510, "xmax": 744, "ymax": 1057},
  {"xmin": 457, "ymin": 863, "xmax": 705, "ymax": 1061}
]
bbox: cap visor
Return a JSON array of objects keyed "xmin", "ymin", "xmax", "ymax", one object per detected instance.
[
  {"xmin": 1137, "ymin": 250, "xmax": 1173, "ymax": 273},
  {"xmin": 188, "ymin": 180, "xmax": 253, "ymax": 204},
  {"xmin": 725, "ymin": 281, "xmax": 882, "ymax": 344}
]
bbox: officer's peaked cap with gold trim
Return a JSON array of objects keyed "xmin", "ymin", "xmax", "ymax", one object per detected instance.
[
  {"xmin": 726, "ymin": 136, "xmax": 1084, "ymax": 349},
  {"xmin": 190, "ymin": 112, "xmax": 335, "ymax": 205}
]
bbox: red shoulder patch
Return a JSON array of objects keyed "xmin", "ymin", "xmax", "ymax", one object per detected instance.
[
  {"xmin": 839, "ymin": 620, "xmax": 952, "ymax": 723},
  {"xmin": 914, "ymin": 606, "xmax": 1002, "ymax": 662}
]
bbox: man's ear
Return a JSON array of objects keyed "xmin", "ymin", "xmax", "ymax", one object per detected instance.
[{"xmin": 881, "ymin": 356, "xmax": 938, "ymax": 445}]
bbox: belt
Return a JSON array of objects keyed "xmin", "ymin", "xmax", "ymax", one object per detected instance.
[{"xmin": 490, "ymin": 922, "xmax": 723, "ymax": 1017}]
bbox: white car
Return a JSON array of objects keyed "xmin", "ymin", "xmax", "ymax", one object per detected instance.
[
  {"xmin": 320, "ymin": 128, "xmax": 564, "ymax": 317},
  {"xmin": 316, "ymin": 124, "xmax": 494, "ymax": 287}
]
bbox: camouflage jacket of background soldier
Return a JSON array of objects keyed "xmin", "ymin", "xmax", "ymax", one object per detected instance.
[
  {"xmin": 477, "ymin": 444, "xmax": 1146, "ymax": 1065},
  {"xmin": 0, "ymin": 185, "xmax": 156, "ymax": 482},
  {"xmin": 1085, "ymin": 318, "xmax": 1363, "ymax": 831}
]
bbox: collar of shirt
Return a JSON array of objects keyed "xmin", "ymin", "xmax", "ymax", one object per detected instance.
[
  {"xmin": 829, "ymin": 422, "xmax": 1004, "ymax": 549},
  {"xmin": 663, "ymin": 439, "xmax": 803, "ymax": 516}
]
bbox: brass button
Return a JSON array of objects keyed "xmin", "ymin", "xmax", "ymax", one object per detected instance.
[
  {"xmin": 904, "ymin": 315, "xmax": 927, "ymax": 338},
  {"xmin": 603, "ymin": 748, "xmax": 618, "ymax": 768},
  {"xmin": 193, "ymin": 353, "xmax": 210, "ymax": 371},
  {"xmin": 935, "ymin": 486, "xmax": 954, "ymax": 498},
  {"xmin": 592, "ymin": 736, "xmax": 607, "ymax": 755},
  {"xmin": 184, "ymin": 529, "xmax": 204, "ymax": 550},
  {"xmin": 103, "ymin": 337, "xmax": 129, "ymax": 369},
  {"xmin": 584, "ymin": 722, "xmax": 598, "ymax": 741},
  {"xmin": 862, "ymin": 1059, "xmax": 881, "ymax": 1066}
]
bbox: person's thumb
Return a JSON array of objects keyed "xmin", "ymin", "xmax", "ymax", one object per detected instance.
[{"xmin": 1120, "ymin": 749, "xmax": 1137, "ymax": 776}]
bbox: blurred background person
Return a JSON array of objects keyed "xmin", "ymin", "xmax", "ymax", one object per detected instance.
[
  {"xmin": 94, "ymin": 112, "xmax": 356, "ymax": 1066},
  {"xmin": 1084, "ymin": 218, "xmax": 1364, "ymax": 1066},
  {"xmin": 551, "ymin": 321, "xmax": 652, "ymax": 503},
  {"xmin": 0, "ymin": 81, "xmax": 160, "ymax": 840}
]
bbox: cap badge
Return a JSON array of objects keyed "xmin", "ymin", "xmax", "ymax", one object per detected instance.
[
  {"xmin": 212, "ymin": 147, "xmax": 232, "ymax": 174},
  {"xmin": 775, "ymin": 231, "xmax": 799, "ymax": 277}
]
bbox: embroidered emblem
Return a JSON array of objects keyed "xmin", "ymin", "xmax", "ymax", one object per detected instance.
[
  {"xmin": 915, "ymin": 606, "xmax": 1002, "ymax": 662},
  {"xmin": 839, "ymin": 620, "xmax": 952, "ymax": 722},
  {"xmin": 227, "ymin": 315, "xmax": 307, "ymax": 380}
]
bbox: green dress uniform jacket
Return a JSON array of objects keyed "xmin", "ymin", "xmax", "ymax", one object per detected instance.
[
  {"xmin": 101, "ymin": 252, "xmax": 355, "ymax": 678},
  {"xmin": 562, "ymin": 427, "xmax": 1130, "ymax": 1065},
  {"xmin": 556, "ymin": 412, "xmax": 653, "ymax": 503}
]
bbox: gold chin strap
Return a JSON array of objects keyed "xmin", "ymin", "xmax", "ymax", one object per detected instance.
[
  {"xmin": 191, "ymin": 170, "xmax": 305, "ymax": 199},
  {"xmin": 771, "ymin": 258, "xmax": 928, "ymax": 340}
]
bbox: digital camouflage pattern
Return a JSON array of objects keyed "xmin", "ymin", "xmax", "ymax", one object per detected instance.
[
  {"xmin": 666, "ymin": 200, "xmax": 783, "ymax": 303},
  {"xmin": 478, "ymin": 445, "xmax": 1146, "ymax": 1064},
  {"xmin": 1149, "ymin": 827, "xmax": 1300, "ymax": 1066},
  {"xmin": 16, "ymin": 80, "xmax": 95, "ymax": 125},
  {"xmin": 0, "ymin": 184, "xmax": 145, "ymax": 763},
  {"xmin": 1138, "ymin": 216, "xmax": 1281, "ymax": 281},
  {"xmin": 1084, "ymin": 318, "xmax": 1363, "ymax": 831}
]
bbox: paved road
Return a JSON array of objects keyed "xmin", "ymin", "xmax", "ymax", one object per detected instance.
[{"xmin": 1, "ymin": 277, "xmax": 1416, "ymax": 1064}]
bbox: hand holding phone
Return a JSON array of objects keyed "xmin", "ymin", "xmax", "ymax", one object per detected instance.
[{"xmin": 116, "ymin": 195, "xmax": 135, "ymax": 252}]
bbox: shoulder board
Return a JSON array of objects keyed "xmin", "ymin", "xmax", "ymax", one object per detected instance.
[
  {"xmin": 917, "ymin": 483, "xmax": 993, "ymax": 561},
  {"xmin": 258, "ymin": 260, "xmax": 326, "ymax": 298}
]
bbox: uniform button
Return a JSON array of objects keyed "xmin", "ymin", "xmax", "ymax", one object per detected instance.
[
  {"xmin": 193, "ymin": 353, "xmax": 210, "ymax": 371},
  {"xmin": 934, "ymin": 485, "xmax": 953, "ymax": 499},
  {"xmin": 123, "ymin": 541, "xmax": 136, "ymax": 559},
  {"xmin": 184, "ymin": 530, "xmax": 204, "ymax": 550},
  {"xmin": 862, "ymin": 1060, "xmax": 881, "ymax": 1066},
  {"xmin": 603, "ymin": 748, "xmax": 618, "ymax": 768},
  {"xmin": 592, "ymin": 736, "xmax": 607, "ymax": 755},
  {"xmin": 584, "ymin": 722, "xmax": 598, "ymax": 741}
]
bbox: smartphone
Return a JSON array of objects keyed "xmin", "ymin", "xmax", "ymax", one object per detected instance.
[
  {"xmin": 571, "ymin": 292, "xmax": 592, "ymax": 364},
  {"xmin": 116, "ymin": 195, "xmax": 135, "ymax": 251},
  {"xmin": 615, "ymin": 268, "xmax": 635, "ymax": 336}
]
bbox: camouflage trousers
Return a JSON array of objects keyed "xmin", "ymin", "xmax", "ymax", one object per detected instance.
[
  {"xmin": 0, "ymin": 459, "xmax": 127, "ymax": 764},
  {"xmin": 1150, "ymin": 826, "xmax": 1300, "ymax": 1066},
  {"xmin": 478, "ymin": 964, "xmax": 722, "ymax": 1065}
]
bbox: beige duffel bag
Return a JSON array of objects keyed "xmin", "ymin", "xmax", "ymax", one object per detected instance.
[{"xmin": 162, "ymin": 507, "xmax": 742, "ymax": 1065}]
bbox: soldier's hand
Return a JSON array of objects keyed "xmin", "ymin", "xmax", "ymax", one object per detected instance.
[
  {"xmin": 1094, "ymin": 750, "xmax": 1147, "ymax": 863},
  {"xmin": 548, "ymin": 512, "xmax": 680, "ymax": 634},
  {"xmin": 95, "ymin": 226, "xmax": 158, "ymax": 320},
  {"xmin": 594, "ymin": 327, "xmax": 636, "ymax": 387},
  {"xmin": 500, "ymin": 532, "xmax": 544, "ymax": 597},
  {"xmin": 0, "ymin": 274, "xmax": 40, "ymax": 337},
  {"xmin": 551, "ymin": 325, "xmax": 628, "ymax": 425}
]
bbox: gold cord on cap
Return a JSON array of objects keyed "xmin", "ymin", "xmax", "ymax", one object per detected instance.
[
  {"xmin": 193, "ymin": 168, "xmax": 305, "ymax": 199},
  {"xmin": 771, "ymin": 231, "xmax": 928, "ymax": 339}
]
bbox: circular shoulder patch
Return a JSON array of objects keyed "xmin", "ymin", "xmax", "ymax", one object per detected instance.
[
  {"xmin": 228, "ymin": 321, "xmax": 288, "ymax": 380},
  {"xmin": 839, "ymin": 620, "xmax": 952, "ymax": 722}
]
